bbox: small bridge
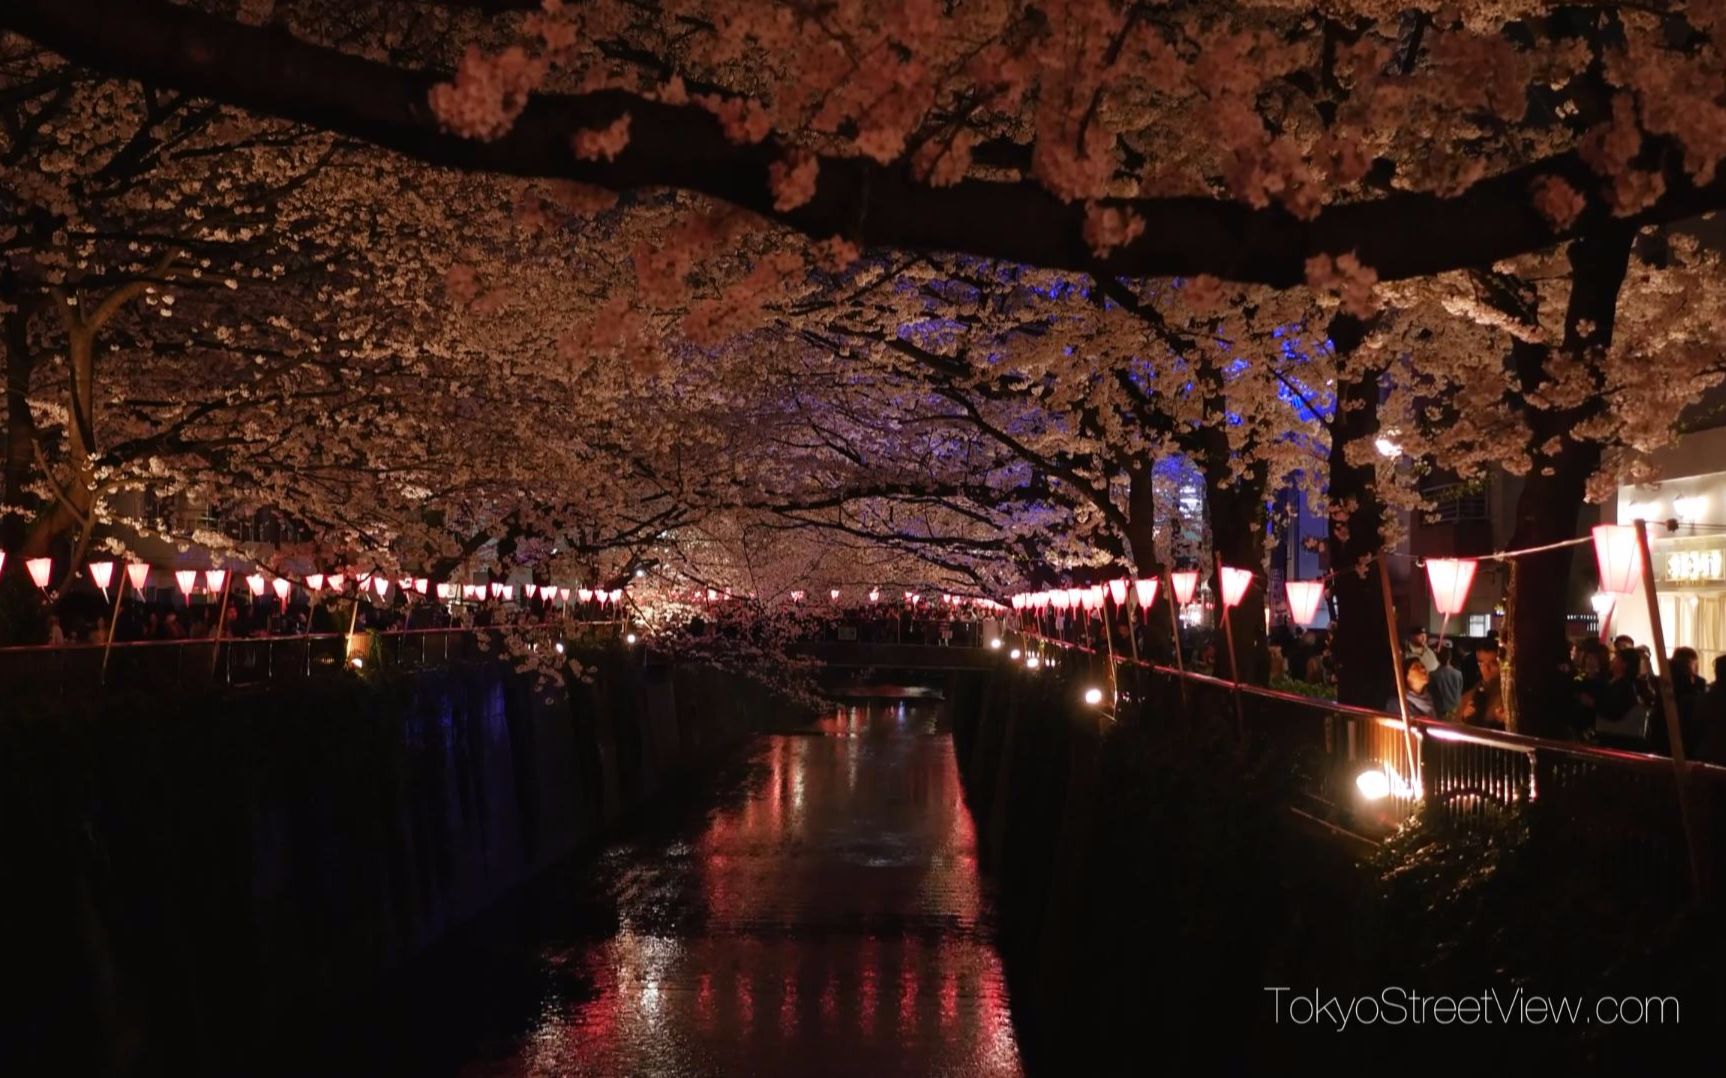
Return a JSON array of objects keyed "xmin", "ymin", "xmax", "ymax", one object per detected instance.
[{"xmin": 789, "ymin": 640, "xmax": 999, "ymax": 672}]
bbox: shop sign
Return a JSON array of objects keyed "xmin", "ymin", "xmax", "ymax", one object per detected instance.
[{"xmin": 1662, "ymin": 547, "xmax": 1725, "ymax": 583}]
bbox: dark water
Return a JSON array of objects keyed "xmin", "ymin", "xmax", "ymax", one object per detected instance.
[{"xmin": 306, "ymin": 698, "xmax": 1021, "ymax": 1077}]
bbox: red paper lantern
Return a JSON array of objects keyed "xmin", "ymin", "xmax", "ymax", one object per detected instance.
[
  {"xmin": 88, "ymin": 560, "xmax": 115, "ymax": 591},
  {"xmin": 1133, "ymin": 578, "xmax": 1159, "ymax": 608},
  {"xmin": 1108, "ymin": 579, "xmax": 1129, "ymax": 606},
  {"xmin": 26, "ymin": 557, "xmax": 52, "ymax": 590},
  {"xmin": 272, "ymin": 578, "xmax": 292, "ymax": 603},
  {"xmin": 174, "ymin": 570, "xmax": 198, "ymax": 596},
  {"xmin": 246, "ymin": 573, "xmax": 268, "ymax": 596},
  {"xmin": 1219, "ymin": 567, "xmax": 1253, "ymax": 608},
  {"xmin": 1170, "ymin": 570, "xmax": 1200, "ymax": 605},
  {"xmin": 1424, "ymin": 558, "xmax": 1478, "ymax": 616},
  {"xmin": 126, "ymin": 562, "xmax": 151, "ymax": 594},
  {"xmin": 1284, "ymin": 579, "xmax": 1325, "ymax": 627},
  {"xmin": 1591, "ymin": 524, "xmax": 1641, "ymax": 595},
  {"xmin": 307, "ymin": 573, "xmax": 325, "ymax": 592},
  {"xmin": 204, "ymin": 569, "xmax": 227, "ymax": 593}
]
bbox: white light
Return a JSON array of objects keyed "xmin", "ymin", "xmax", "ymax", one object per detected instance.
[
  {"xmin": 1675, "ymin": 495, "xmax": 1707, "ymax": 523},
  {"xmin": 350, "ymin": 657, "xmax": 364, "ymax": 670},
  {"xmin": 1626, "ymin": 501, "xmax": 1660, "ymax": 522},
  {"xmin": 1374, "ymin": 436, "xmax": 1402, "ymax": 459},
  {"xmin": 555, "ymin": 642, "xmax": 565, "ymax": 654},
  {"xmin": 1083, "ymin": 687, "xmax": 1104, "ymax": 706},
  {"xmin": 1590, "ymin": 591, "xmax": 1617, "ymax": 617},
  {"xmin": 625, "ymin": 632, "xmax": 638, "ymax": 644},
  {"xmin": 1009, "ymin": 648, "xmax": 1022, "ymax": 660},
  {"xmin": 1026, "ymin": 655, "xmax": 1041, "ymax": 669},
  {"xmin": 634, "ymin": 568, "xmax": 646, "ymax": 578},
  {"xmin": 989, "ymin": 637, "xmax": 1003, "ymax": 649},
  {"xmin": 1355, "ymin": 768, "xmax": 1391, "ymax": 801}
]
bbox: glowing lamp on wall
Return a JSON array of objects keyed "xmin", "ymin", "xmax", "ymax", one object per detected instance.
[
  {"xmin": 272, "ymin": 578, "xmax": 292, "ymax": 603},
  {"xmin": 1284, "ymin": 579, "xmax": 1325, "ymax": 628},
  {"xmin": 1219, "ymin": 567, "xmax": 1253, "ymax": 608},
  {"xmin": 127, "ymin": 562, "xmax": 151, "ymax": 594},
  {"xmin": 1424, "ymin": 557, "xmax": 1479, "ymax": 616},
  {"xmin": 1592, "ymin": 524, "xmax": 1642, "ymax": 595},
  {"xmin": 174, "ymin": 569, "xmax": 198, "ymax": 596},
  {"xmin": 1170, "ymin": 570, "xmax": 1200, "ymax": 606},
  {"xmin": 246, "ymin": 573, "xmax": 267, "ymax": 597},
  {"xmin": 26, "ymin": 556, "xmax": 53, "ymax": 590},
  {"xmin": 88, "ymin": 560, "xmax": 115, "ymax": 593},
  {"xmin": 205, "ymin": 569, "xmax": 227, "ymax": 593},
  {"xmin": 1108, "ymin": 579, "xmax": 1129, "ymax": 606}
]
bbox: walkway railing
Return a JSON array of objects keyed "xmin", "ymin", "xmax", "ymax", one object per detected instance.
[{"xmin": 1011, "ymin": 630, "xmax": 1725, "ymax": 892}]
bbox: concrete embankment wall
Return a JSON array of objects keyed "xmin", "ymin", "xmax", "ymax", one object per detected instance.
[{"xmin": 0, "ymin": 649, "xmax": 783, "ymax": 1076}]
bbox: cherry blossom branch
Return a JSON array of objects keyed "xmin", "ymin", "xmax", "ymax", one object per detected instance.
[{"xmin": 10, "ymin": 0, "xmax": 1726, "ymax": 286}]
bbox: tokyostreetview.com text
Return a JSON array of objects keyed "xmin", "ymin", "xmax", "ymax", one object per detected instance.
[{"xmin": 1265, "ymin": 987, "xmax": 1680, "ymax": 1032}]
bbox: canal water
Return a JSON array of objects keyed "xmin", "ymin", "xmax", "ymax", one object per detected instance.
[{"xmin": 306, "ymin": 697, "xmax": 1022, "ymax": 1076}]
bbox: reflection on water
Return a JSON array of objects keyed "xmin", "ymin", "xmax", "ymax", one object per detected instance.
[{"xmin": 365, "ymin": 699, "xmax": 1021, "ymax": 1077}]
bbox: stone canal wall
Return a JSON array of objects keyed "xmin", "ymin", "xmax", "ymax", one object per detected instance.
[{"xmin": 0, "ymin": 648, "xmax": 788, "ymax": 1076}]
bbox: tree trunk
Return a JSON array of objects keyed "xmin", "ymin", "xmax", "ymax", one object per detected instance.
[
  {"xmin": 1201, "ymin": 448, "xmax": 1270, "ymax": 685},
  {"xmin": 1323, "ymin": 314, "xmax": 1393, "ymax": 710},
  {"xmin": 1124, "ymin": 460, "xmax": 1175, "ymax": 663},
  {"xmin": 1502, "ymin": 225, "xmax": 1633, "ymax": 735},
  {"xmin": 2, "ymin": 301, "xmax": 35, "ymax": 553}
]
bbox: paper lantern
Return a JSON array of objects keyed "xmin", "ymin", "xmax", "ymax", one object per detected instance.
[
  {"xmin": 502, "ymin": 585, "xmax": 515, "ymax": 601},
  {"xmin": 1082, "ymin": 586, "xmax": 1104, "ymax": 612},
  {"xmin": 1424, "ymin": 557, "xmax": 1478, "ymax": 616},
  {"xmin": 372, "ymin": 576, "xmax": 390, "ymax": 598},
  {"xmin": 127, "ymin": 562, "xmax": 151, "ymax": 594},
  {"xmin": 0, "ymin": 551, "xmax": 5, "ymax": 579},
  {"xmin": 1064, "ymin": 587, "xmax": 1084, "ymax": 609},
  {"xmin": 1285, "ymin": 579, "xmax": 1325, "ymax": 627},
  {"xmin": 328, "ymin": 574, "xmax": 345, "ymax": 592},
  {"xmin": 414, "ymin": 578, "xmax": 429, "ymax": 595},
  {"xmin": 272, "ymin": 578, "xmax": 292, "ymax": 602},
  {"xmin": 790, "ymin": 590, "xmax": 805, "ymax": 602},
  {"xmin": 558, "ymin": 587, "xmax": 570, "ymax": 602},
  {"xmin": 829, "ymin": 589, "xmax": 841, "ymax": 601},
  {"xmin": 1592, "ymin": 524, "xmax": 1641, "ymax": 595},
  {"xmin": 26, "ymin": 557, "xmax": 52, "ymax": 590},
  {"xmin": 608, "ymin": 589, "xmax": 622, "ymax": 604},
  {"xmin": 1108, "ymin": 579, "xmax": 1129, "ymax": 606},
  {"xmin": 1134, "ymin": 578, "xmax": 1159, "ymax": 608},
  {"xmin": 174, "ymin": 569, "xmax": 198, "ymax": 596},
  {"xmin": 436, "ymin": 583, "xmax": 453, "ymax": 600},
  {"xmin": 1170, "ymin": 570, "xmax": 1199, "ymax": 605},
  {"xmin": 246, "ymin": 573, "xmax": 267, "ymax": 596},
  {"xmin": 1219, "ymin": 566, "xmax": 1253, "ymax": 608},
  {"xmin": 1050, "ymin": 590, "xmax": 1070, "ymax": 610},
  {"xmin": 397, "ymin": 576, "xmax": 414, "ymax": 593},
  {"xmin": 88, "ymin": 560, "xmax": 115, "ymax": 591},
  {"xmin": 1034, "ymin": 591, "xmax": 1051, "ymax": 610},
  {"xmin": 307, "ymin": 573, "xmax": 325, "ymax": 592},
  {"xmin": 579, "ymin": 588, "xmax": 594, "ymax": 603},
  {"xmin": 488, "ymin": 581, "xmax": 503, "ymax": 599},
  {"xmin": 524, "ymin": 583, "xmax": 538, "ymax": 599},
  {"xmin": 868, "ymin": 588, "xmax": 880, "ymax": 603},
  {"xmin": 205, "ymin": 569, "xmax": 227, "ymax": 592}
]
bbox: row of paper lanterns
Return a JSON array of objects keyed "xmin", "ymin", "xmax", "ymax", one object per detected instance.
[
  {"xmin": 1, "ymin": 553, "xmax": 625, "ymax": 607},
  {"xmin": 1007, "ymin": 558, "xmax": 1485, "ymax": 630}
]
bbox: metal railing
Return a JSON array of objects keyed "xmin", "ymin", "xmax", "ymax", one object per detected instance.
[{"xmin": 1010, "ymin": 630, "xmax": 1724, "ymax": 892}]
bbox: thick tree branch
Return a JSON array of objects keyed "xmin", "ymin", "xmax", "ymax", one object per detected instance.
[{"xmin": 6, "ymin": 0, "xmax": 1721, "ymax": 285}]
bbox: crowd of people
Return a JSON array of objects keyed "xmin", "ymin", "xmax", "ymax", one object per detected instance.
[{"xmin": 1381, "ymin": 626, "xmax": 1726, "ymax": 764}]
